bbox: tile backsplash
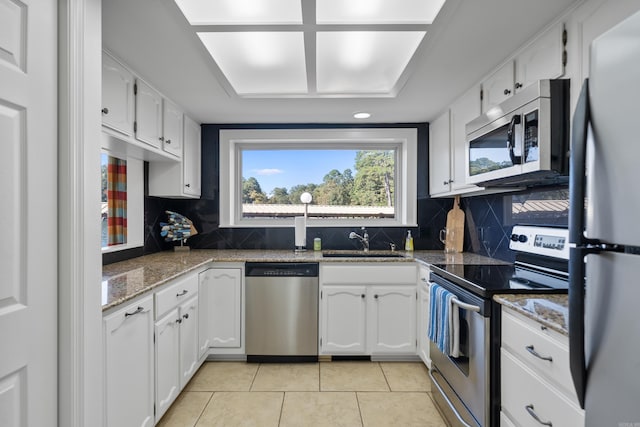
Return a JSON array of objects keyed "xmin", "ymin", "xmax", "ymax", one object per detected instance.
[{"xmin": 130, "ymin": 124, "xmax": 570, "ymax": 265}]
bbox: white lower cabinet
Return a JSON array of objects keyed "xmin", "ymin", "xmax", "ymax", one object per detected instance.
[
  {"xmin": 500, "ymin": 307, "xmax": 584, "ymax": 427},
  {"xmin": 154, "ymin": 275, "xmax": 200, "ymax": 422},
  {"xmin": 417, "ymin": 265, "xmax": 431, "ymax": 367},
  {"xmin": 321, "ymin": 285, "xmax": 367, "ymax": 354},
  {"xmin": 103, "ymin": 295, "xmax": 154, "ymax": 427},
  {"xmin": 320, "ymin": 264, "xmax": 417, "ymax": 356},
  {"xmin": 199, "ymin": 267, "xmax": 243, "ymax": 354}
]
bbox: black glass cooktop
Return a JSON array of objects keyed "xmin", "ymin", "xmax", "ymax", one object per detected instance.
[{"xmin": 429, "ymin": 263, "xmax": 568, "ymax": 298}]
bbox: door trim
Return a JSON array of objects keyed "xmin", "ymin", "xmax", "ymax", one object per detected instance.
[{"xmin": 58, "ymin": 0, "xmax": 103, "ymax": 426}]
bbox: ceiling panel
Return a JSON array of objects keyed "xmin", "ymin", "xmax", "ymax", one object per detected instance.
[
  {"xmin": 174, "ymin": 0, "xmax": 303, "ymax": 25},
  {"xmin": 316, "ymin": 0, "xmax": 446, "ymax": 24},
  {"xmin": 197, "ymin": 32, "xmax": 308, "ymax": 95},
  {"xmin": 316, "ymin": 31, "xmax": 426, "ymax": 94}
]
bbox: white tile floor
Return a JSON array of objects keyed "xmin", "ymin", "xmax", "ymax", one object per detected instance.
[{"xmin": 156, "ymin": 361, "xmax": 446, "ymax": 427}]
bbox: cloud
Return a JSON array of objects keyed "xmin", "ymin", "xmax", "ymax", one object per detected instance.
[{"xmin": 254, "ymin": 168, "xmax": 284, "ymax": 176}]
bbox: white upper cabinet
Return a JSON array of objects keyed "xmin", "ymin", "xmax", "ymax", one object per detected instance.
[
  {"xmin": 450, "ymin": 84, "xmax": 482, "ymax": 193},
  {"xmin": 429, "ymin": 110, "xmax": 452, "ymax": 196},
  {"xmin": 162, "ymin": 99, "xmax": 183, "ymax": 158},
  {"xmin": 481, "ymin": 61, "xmax": 515, "ymax": 113},
  {"xmin": 481, "ymin": 22, "xmax": 566, "ymax": 112},
  {"xmin": 134, "ymin": 79, "xmax": 163, "ymax": 150},
  {"xmin": 183, "ymin": 116, "xmax": 202, "ymax": 197},
  {"xmin": 102, "ymin": 52, "xmax": 134, "ymax": 137}
]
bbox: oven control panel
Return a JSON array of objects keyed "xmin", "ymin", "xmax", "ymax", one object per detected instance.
[{"xmin": 509, "ymin": 225, "xmax": 569, "ymax": 259}]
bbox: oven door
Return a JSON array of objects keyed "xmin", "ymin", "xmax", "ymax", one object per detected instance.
[{"xmin": 428, "ymin": 275, "xmax": 490, "ymax": 427}]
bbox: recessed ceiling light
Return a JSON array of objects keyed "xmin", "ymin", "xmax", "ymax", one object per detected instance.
[{"xmin": 353, "ymin": 112, "xmax": 371, "ymax": 119}]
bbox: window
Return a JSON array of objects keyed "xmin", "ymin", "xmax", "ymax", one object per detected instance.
[
  {"xmin": 100, "ymin": 139, "xmax": 144, "ymax": 253},
  {"xmin": 219, "ymin": 128, "xmax": 417, "ymax": 227}
]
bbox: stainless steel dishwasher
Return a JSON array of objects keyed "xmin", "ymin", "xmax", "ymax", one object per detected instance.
[{"xmin": 245, "ymin": 262, "xmax": 319, "ymax": 362}]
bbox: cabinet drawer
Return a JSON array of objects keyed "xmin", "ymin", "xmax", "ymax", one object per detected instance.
[
  {"xmin": 501, "ymin": 349, "xmax": 584, "ymax": 427},
  {"xmin": 501, "ymin": 309, "xmax": 575, "ymax": 402},
  {"xmin": 155, "ymin": 274, "xmax": 198, "ymax": 319},
  {"xmin": 321, "ymin": 264, "xmax": 416, "ymax": 285}
]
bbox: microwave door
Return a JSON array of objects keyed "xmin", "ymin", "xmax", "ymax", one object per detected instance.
[
  {"xmin": 466, "ymin": 114, "xmax": 522, "ymax": 185},
  {"xmin": 521, "ymin": 98, "xmax": 550, "ymax": 174}
]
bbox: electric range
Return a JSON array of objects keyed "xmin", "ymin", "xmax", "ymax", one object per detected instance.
[{"xmin": 428, "ymin": 225, "xmax": 569, "ymax": 427}]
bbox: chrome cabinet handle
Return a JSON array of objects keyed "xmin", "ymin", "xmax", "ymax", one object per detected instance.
[
  {"xmin": 176, "ymin": 290, "xmax": 188, "ymax": 297},
  {"xmin": 504, "ymin": 88, "xmax": 512, "ymax": 95},
  {"xmin": 525, "ymin": 404, "xmax": 552, "ymax": 426},
  {"xmin": 124, "ymin": 306, "xmax": 143, "ymax": 317},
  {"xmin": 526, "ymin": 345, "xmax": 553, "ymax": 362},
  {"xmin": 101, "ymin": 107, "xmax": 109, "ymax": 115},
  {"xmin": 515, "ymin": 82, "xmax": 523, "ymax": 89}
]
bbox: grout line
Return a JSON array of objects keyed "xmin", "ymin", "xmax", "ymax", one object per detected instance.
[
  {"xmin": 193, "ymin": 391, "xmax": 215, "ymax": 427},
  {"xmin": 249, "ymin": 363, "xmax": 260, "ymax": 391},
  {"xmin": 355, "ymin": 391, "xmax": 365, "ymax": 427},
  {"xmin": 277, "ymin": 391, "xmax": 286, "ymax": 427},
  {"xmin": 377, "ymin": 362, "xmax": 392, "ymax": 392}
]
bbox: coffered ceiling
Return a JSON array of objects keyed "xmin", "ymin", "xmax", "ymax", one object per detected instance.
[{"xmin": 102, "ymin": 0, "xmax": 578, "ymax": 124}]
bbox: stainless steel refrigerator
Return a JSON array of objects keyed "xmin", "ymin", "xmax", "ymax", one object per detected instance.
[{"xmin": 569, "ymin": 9, "xmax": 640, "ymax": 427}]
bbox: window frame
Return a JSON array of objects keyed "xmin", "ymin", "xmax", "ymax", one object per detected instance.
[
  {"xmin": 219, "ymin": 128, "xmax": 418, "ymax": 228},
  {"xmin": 100, "ymin": 149, "xmax": 144, "ymax": 254}
]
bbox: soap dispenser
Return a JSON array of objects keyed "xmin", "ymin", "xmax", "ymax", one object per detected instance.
[{"xmin": 405, "ymin": 230, "xmax": 414, "ymax": 251}]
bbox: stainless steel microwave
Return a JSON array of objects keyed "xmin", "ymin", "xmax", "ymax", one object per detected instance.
[{"xmin": 465, "ymin": 79, "xmax": 570, "ymax": 187}]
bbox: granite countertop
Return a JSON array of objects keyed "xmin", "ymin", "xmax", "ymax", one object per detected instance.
[
  {"xmin": 102, "ymin": 249, "xmax": 507, "ymax": 311},
  {"xmin": 494, "ymin": 294, "xmax": 569, "ymax": 336}
]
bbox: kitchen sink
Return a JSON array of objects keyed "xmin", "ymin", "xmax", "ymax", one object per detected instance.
[{"xmin": 322, "ymin": 251, "xmax": 406, "ymax": 258}]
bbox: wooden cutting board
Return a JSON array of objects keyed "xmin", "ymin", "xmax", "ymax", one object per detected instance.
[{"xmin": 445, "ymin": 196, "xmax": 465, "ymax": 253}]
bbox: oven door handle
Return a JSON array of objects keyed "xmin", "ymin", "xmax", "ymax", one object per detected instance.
[
  {"xmin": 429, "ymin": 368, "xmax": 475, "ymax": 427},
  {"xmin": 452, "ymin": 298, "xmax": 481, "ymax": 312}
]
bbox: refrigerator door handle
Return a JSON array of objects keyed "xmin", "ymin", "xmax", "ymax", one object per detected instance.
[{"xmin": 569, "ymin": 79, "xmax": 590, "ymax": 245}]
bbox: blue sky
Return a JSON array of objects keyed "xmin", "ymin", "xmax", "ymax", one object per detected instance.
[{"xmin": 242, "ymin": 149, "xmax": 358, "ymax": 195}]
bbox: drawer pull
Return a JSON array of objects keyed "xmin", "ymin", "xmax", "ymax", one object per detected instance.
[
  {"xmin": 176, "ymin": 290, "xmax": 188, "ymax": 297},
  {"xmin": 526, "ymin": 345, "xmax": 553, "ymax": 362},
  {"xmin": 124, "ymin": 306, "xmax": 143, "ymax": 317},
  {"xmin": 525, "ymin": 404, "xmax": 552, "ymax": 426}
]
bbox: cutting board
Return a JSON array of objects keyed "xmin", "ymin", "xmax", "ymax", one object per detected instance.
[{"xmin": 445, "ymin": 196, "xmax": 465, "ymax": 253}]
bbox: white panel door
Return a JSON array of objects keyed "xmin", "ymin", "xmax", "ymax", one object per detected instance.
[
  {"xmin": 429, "ymin": 110, "xmax": 452, "ymax": 196},
  {"xmin": 450, "ymin": 84, "xmax": 481, "ymax": 191},
  {"xmin": 369, "ymin": 286, "xmax": 417, "ymax": 354},
  {"xmin": 179, "ymin": 296, "xmax": 199, "ymax": 389},
  {"xmin": 134, "ymin": 79, "xmax": 162, "ymax": 149},
  {"xmin": 104, "ymin": 297, "xmax": 154, "ymax": 427},
  {"xmin": 320, "ymin": 285, "xmax": 367, "ymax": 354},
  {"xmin": 162, "ymin": 99, "xmax": 183, "ymax": 157},
  {"xmin": 208, "ymin": 269, "xmax": 242, "ymax": 348},
  {"xmin": 183, "ymin": 115, "xmax": 201, "ymax": 197},
  {"xmin": 0, "ymin": 1, "xmax": 57, "ymax": 426},
  {"xmin": 154, "ymin": 308, "xmax": 180, "ymax": 422},
  {"xmin": 481, "ymin": 61, "xmax": 515, "ymax": 112},
  {"xmin": 102, "ymin": 52, "xmax": 134, "ymax": 136}
]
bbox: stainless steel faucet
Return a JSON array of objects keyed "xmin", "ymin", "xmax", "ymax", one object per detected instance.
[{"xmin": 349, "ymin": 227, "xmax": 370, "ymax": 252}]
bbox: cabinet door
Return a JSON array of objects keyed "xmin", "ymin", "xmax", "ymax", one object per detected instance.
[
  {"xmin": 198, "ymin": 270, "xmax": 212, "ymax": 358},
  {"xmin": 134, "ymin": 79, "xmax": 163, "ymax": 149},
  {"xmin": 482, "ymin": 61, "xmax": 515, "ymax": 112},
  {"xmin": 515, "ymin": 22, "xmax": 565, "ymax": 92},
  {"xmin": 418, "ymin": 267, "xmax": 431, "ymax": 366},
  {"xmin": 104, "ymin": 296, "xmax": 154, "ymax": 427},
  {"xmin": 155, "ymin": 308, "xmax": 180, "ymax": 422},
  {"xmin": 183, "ymin": 116, "xmax": 202, "ymax": 197},
  {"xmin": 450, "ymin": 85, "xmax": 482, "ymax": 192},
  {"xmin": 179, "ymin": 296, "xmax": 199, "ymax": 389},
  {"xmin": 369, "ymin": 286, "xmax": 417, "ymax": 354},
  {"xmin": 429, "ymin": 111, "xmax": 452, "ymax": 196},
  {"xmin": 207, "ymin": 268, "xmax": 243, "ymax": 348},
  {"xmin": 162, "ymin": 99, "xmax": 183, "ymax": 157},
  {"xmin": 320, "ymin": 285, "xmax": 367, "ymax": 354},
  {"xmin": 102, "ymin": 53, "xmax": 134, "ymax": 136}
]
